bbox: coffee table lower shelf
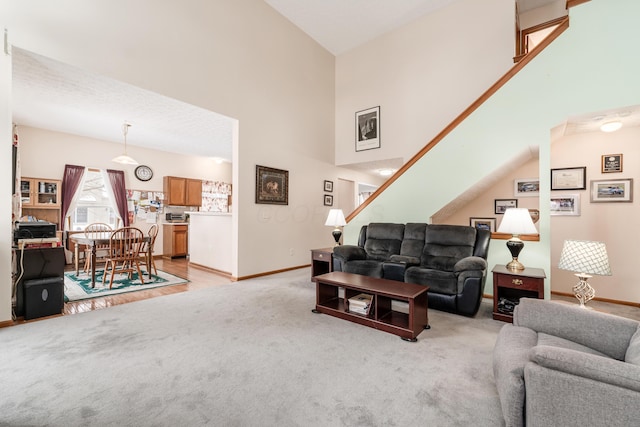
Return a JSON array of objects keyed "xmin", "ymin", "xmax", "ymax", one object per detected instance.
[{"xmin": 312, "ymin": 272, "xmax": 430, "ymax": 342}]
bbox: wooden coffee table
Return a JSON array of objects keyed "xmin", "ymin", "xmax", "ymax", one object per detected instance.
[{"xmin": 312, "ymin": 272, "xmax": 430, "ymax": 342}]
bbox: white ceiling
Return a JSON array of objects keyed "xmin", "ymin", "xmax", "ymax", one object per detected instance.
[{"xmin": 14, "ymin": 0, "xmax": 631, "ymax": 177}]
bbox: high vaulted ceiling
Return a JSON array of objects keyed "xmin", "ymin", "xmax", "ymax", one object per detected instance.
[{"xmin": 13, "ymin": 0, "xmax": 613, "ymax": 175}]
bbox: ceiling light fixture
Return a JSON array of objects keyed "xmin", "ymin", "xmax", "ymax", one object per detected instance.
[
  {"xmin": 379, "ymin": 169, "xmax": 394, "ymax": 176},
  {"xmin": 112, "ymin": 122, "xmax": 139, "ymax": 165},
  {"xmin": 600, "ymin": 121, "xmax": 622, "ymax": 133}
]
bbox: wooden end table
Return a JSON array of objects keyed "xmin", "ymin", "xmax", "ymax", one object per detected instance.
[
  {"xmin": 492, "ymin": 264, "xmax": 546, "ymax": 322},
  {"xmin": 310, "ymin": 247, "xmax": 334, "ymax": 278}
]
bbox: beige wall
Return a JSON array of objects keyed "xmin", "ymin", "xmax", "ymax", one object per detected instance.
[
  {"xmin": 335, "ymin": 0, "xmax": 514, "ymax": 168},
  {"xmin": 0, "ymin": 37, "xmax": 12, "ymax": 322}
]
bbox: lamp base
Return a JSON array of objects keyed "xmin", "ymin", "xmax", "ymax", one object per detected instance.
[
  {"xmin": 332, "ymin": 229, "xmax": 342, "ymax": 246},
  {"xmin": 505, "ymin": 259, "xmax": 525, "ymax": 271},
  {"xmin": 573, "ymin": 273, "xmax": 594, "ymax": 308},
  {"xmin": 505, "ymin": 238, "xmax": 525, "ymax": 270}
]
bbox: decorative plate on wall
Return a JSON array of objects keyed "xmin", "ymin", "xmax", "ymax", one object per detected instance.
[{"xmin": 134, "ymin": 165, "xmax": 153, "ymax": 181}]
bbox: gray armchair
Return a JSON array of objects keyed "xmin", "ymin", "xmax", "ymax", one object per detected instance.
[{"xmin": 493, "ymin": 298, "xmax": 640, "ymax": 427}]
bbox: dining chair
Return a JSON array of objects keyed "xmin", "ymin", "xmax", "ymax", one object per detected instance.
[
  {"xmin": 102, "ymin": 227, "xmax": 145, "ymax": 288},
  {"xmin": 142, "ymin": 224, "xmax": 159, "ymax": 276},
  {"xmin": 83, "ymin": 222, "xmax": 112, "ymax": 273}
]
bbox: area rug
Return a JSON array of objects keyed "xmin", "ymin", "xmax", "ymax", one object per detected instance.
[{"xmin": 64, "ymin": 269, "xmax": 189, "ymax": 302}]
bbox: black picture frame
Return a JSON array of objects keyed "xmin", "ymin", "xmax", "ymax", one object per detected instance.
[
  {"xmin": 470, "ymin": 217, "xmax": 496, "ymax": 232},
  {"xmin": 550, "ymin": 166, "xmax": 586, "ymax": 191},
  {"xmin": 355, "ymin": 106, "xmax": 380, "ymax": 152},
  {"xmin": 494, "ymin": 199, "xmax": 517, "ymax": 214},
  {"xmin": 324, "ymin": 180, "xmax": 333, "ymax": 192},
  {"xmin": 601, "ymin": 154, "xmax": 623, "ymax": 173},
  {"xmin": 255, "ymin": 165, "xmax": 288, "ymax": 205},
  {"xmin": 324, "ymin": 194, "xmax": 333, "ymax": 206}
]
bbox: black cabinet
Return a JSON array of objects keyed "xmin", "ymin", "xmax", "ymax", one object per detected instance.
[{"xmin": 13, "ymin": 246, "xmax": 65, "ymax": 319}]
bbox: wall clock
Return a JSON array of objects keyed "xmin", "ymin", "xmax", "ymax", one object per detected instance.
[{"xmin": 134, "ymin": 165, "xmax": 153, "ymax": 181}]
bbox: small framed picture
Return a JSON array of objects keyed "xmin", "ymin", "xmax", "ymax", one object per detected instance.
[
  {"xmin": 255, "ymin": 165, "xmax": 288, "ymax": 205},
  {"xmin": 551, "ymin": 166, "xmax": 586, "ymax": 190},
  {"xmin": 324, "ymin": 180, "xmax": 333, "ymax": 192},
  {"xmin": 470, "ymin": 217, "xmax": 496, "ymax": 232},
  {"xmin": 324, "ymin": 194, "xmax": 333, "ymax": 206},
  {"xmin": 355, "ymin": 106, "xmax": 380, "ymax": 152},
  {"xmin": 514, "ymin": 178, "xmax": 539, "ymax": 197},
  {"xmin": 495, "ymin": 199, "xmax": 518, "ymax": 214},
  {"xmin": 550, "ymin": 194, "xmax": 580, "ymax": 216},
  {"xmin": 601, "ymin": 154, "xmax": 623, "ymax": 173},
  {"xmin": 590, "ymin": 178, "xmax": 633, "ymax": 203}
]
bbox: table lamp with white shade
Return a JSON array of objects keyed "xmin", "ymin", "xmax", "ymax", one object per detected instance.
[
  {"xmin": 497, "ymin": 208, "xmax": 538, "ymax": 271},
  {"xmin": 558, "ymin": 240, "xmax": 612, "ymax": 308},
  {"xmin": 325, "ymin": 209, "xmax": 347, "ymax": 246}
]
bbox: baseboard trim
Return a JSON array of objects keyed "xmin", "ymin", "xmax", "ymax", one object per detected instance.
[
  {"xmin": 236, "ymin": 264, "xmax": 310, "ymax": 281},
  {"xmin": 550, "ymin": 291, "xmax": 640, "ymax": 308},
  {"xmin": 0, "ymin": 319, "xmax": 14, "ymax": 329},
  {"xmin": 187, "ymin": 262, "xmax": 233, "ymax": 279}
]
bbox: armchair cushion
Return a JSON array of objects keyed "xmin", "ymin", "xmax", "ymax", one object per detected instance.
[
  {"xmin": 625, "ymin": 326, "xmax": 640, "ymax": 365},
  {"xmin": 332, "ymin": 245, "xmax": 366, "ymax": 262},
  {"xmin": 453, "ymin": 256, "xmax": 487, "ymax": 273},
  {"xmin": 531, "ymin": 345, "xmax": 640, "ymax": 393}
]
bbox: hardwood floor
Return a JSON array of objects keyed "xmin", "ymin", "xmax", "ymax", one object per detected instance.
[{"xmin": 8, "ymin": 258, "xmax": 232, "ymax": 326}]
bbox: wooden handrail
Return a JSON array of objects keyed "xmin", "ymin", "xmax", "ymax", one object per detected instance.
[{"xmin": 346, "ymin": 16, "xmax": 570, "ymax": 223}]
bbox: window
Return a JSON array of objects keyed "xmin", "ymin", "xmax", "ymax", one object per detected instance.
[{"xmin": 70, "ymin": 169, "xmax": 118, "ymax": 231}]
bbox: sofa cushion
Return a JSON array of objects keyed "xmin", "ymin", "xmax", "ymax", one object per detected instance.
[
  {"xmin": 421, "ymin": 225, "xmax": 476, "ymax": 271},
  {"xmin": 493, "ymin": 324, "xmax": 538, "ymax": 427},
  {"xmin": 625, "ymin": 326, "xmax": 640, "ymax": 365},
  {"xmin": 343, "ymin": 260, "xmax": 383, "ymax": 278},
  {"xmin": 404, "ymin": 268, "xmax": 457, "ymax": 295},
  {"xmin": 362, "ymin": 223, "xmax": 404, "ymax": 261},
  {"xmin": 399, "ymin": 223, "xmax": 427, "ymax": 258}
]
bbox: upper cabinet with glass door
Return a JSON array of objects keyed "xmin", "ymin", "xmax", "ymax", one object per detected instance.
[{"xmin": 21, "ymin": 177, "xmax": 61, "ymax": 208}]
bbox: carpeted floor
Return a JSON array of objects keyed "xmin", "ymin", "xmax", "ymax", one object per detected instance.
[{"xmin": 0, "ymin": 268, "xmax": 505, "ymax": 426}]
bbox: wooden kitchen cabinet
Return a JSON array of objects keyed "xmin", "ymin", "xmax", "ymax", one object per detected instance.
[
  {"xmin": 20, "ymin": 177, "xmax": 62, "ymax": 226},
  {"xmin": 163, "ymin": 224, "xmax": 189, "ymax": 258},
  {"xmin": 163, "ymin": 176, "xmax": 202, "ymax": 207}
]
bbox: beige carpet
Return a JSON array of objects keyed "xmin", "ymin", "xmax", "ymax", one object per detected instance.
[{"xmin": 0, "ymin": 268, "xmax": 505, "ymax": 426}]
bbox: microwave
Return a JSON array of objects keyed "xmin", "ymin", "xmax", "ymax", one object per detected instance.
[{"xmin": 165, "ymin": 213, "xmax": 186, "ymax": 222}]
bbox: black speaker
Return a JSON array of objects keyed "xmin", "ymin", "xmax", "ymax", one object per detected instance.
[
  {"xmin": 14, "ymin": 246, "xmax": 65, "ymax": 317},
  {"xmin": 24, "ymin": 277, "xmax": 64, "ymax": 320}
]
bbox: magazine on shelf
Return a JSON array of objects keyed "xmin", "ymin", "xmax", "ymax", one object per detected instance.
[{"xmin": 348, "ymin": 293, "xmax": 374, "ymax": 315}]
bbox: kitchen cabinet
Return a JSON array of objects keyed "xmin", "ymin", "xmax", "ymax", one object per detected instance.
[
  {"xmin": 163, "ymin": 176, "xmax": 202, "ymax": 207},
  {"xmin": 163, "ymin": 224, "xmax": 189, "ymax": 258},
  {"xmin": 20, "ymin": 177, "xmax": 62, "ymax": 227}
]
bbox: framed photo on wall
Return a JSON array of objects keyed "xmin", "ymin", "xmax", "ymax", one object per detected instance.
[
  {"xmin": 324, "ymin": 194, "xmax": 333, "ymax": 206},
  {"xmin": 601, "ymin": 154, "xmax": 623, "ymax": 173},
  {"xmin": 550, "ymin": 194, "xmax": 580, "ymax": 216},
  {"xmin": 255, "ymin": 165, "xmax": 288, "ymax": 205},
  {"xmin": 514, "ymin": 178, "xmax": 539, "ymax": 197},
  {"xmin": 551, "ymin": 166, "xmax": 586, "ymax": 190},
  {"xmin": 470, "ymin": 217, "xmax": 496, "ymax": 232},
  {"xmin": 324, "ymin": 180, "xmax": 333, "ymax": 192},
  {"xmin": 495, "ymin": 199, "xmax": 517, "ymax": 214},
  {"xmin": 590, "ymin": 178, "xmax": 633, "ymax": 203},
  {"xmin": 355, "ymin": 106, "xmax": 380, "ymax": 152}
]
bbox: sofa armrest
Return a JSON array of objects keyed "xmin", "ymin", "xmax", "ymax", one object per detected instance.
[
  {"xmin": 530, "ymin": 345, "xmax": 640, "ymax": 392},
  {"xmin": 453, "ymin": 256, "xmax": 487, "ymax": 273},
  {"xmin": 513, "ymin": 298, "xmax": 639, "ymax": 360},
  {"xmin": 332, "ymin": 245, "xmax": 367, "ymax": 262}
]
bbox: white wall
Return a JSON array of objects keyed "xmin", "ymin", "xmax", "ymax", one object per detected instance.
[
  {"xmin": 335, "ymin": 0, "xmax": 515, "ymax": 168},
  {"xmin": 0, "ymin": 29, "xmax": 12, "ymax": 323}
]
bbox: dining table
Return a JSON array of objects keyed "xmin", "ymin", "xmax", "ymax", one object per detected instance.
[{"xmin": 70, "ymin": 232, "xmax": 151, "ymax": 288}]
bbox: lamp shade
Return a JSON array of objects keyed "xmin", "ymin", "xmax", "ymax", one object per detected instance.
[
  {"xmin": 325, "ymin": 209, "xmax": 346, "ymax": 227},
  {"xmin": 497, "ymin": 208, "xmax": 537, "ymax": 235},
  {"xmin": 558, "ymin": 240, "xmax": 612, "ymax": 276}
]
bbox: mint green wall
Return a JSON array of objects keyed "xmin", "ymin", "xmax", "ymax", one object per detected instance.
[{"xmin": 346, "ymin": 0, "xmax": 640, "ymax": 297}]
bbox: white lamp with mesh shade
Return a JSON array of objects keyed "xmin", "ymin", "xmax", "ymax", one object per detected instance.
[
  {"xmin": 558, "ymin": 240, "xmax": 612, "ymax": 308},
  {"xmin": 497, "ymin": 208, "xmax": 538, "ymax": 271},
  {"xmin": 325, "ymin": 209, "xmax": 346, "ymax": 246}
]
